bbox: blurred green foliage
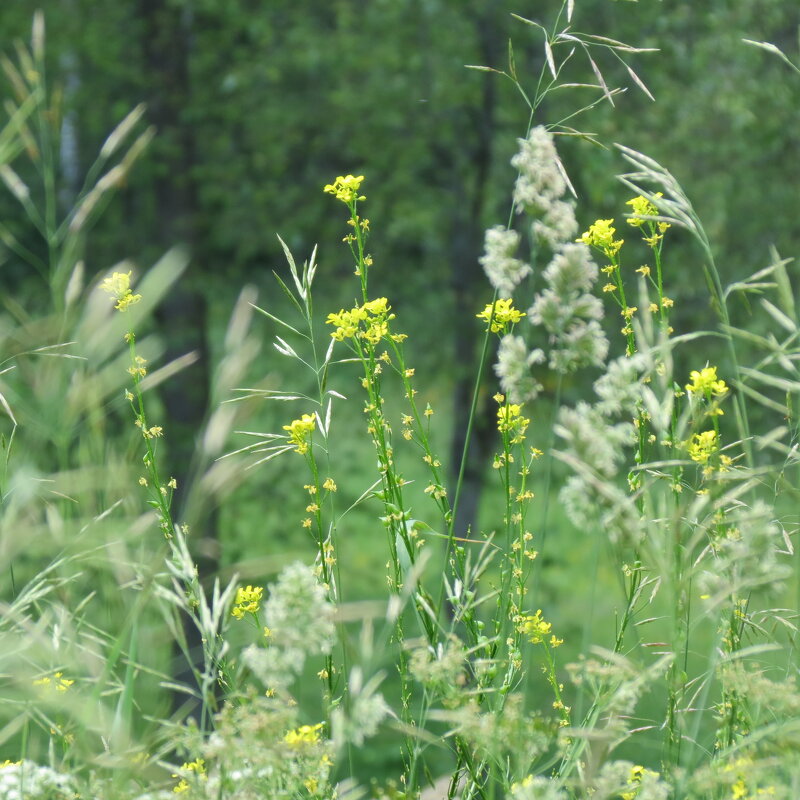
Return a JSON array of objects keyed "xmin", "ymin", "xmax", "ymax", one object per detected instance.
[{"xmin": 2, "ymin": 1, "xmax": 796, "ymax": 391}]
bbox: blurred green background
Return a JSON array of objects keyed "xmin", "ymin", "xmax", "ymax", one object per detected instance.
[{"xmin": 1, "ymin": 0, "xmax": 795, "ymax": 528}]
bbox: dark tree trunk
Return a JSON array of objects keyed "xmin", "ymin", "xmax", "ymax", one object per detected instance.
[
  {"xmin": 448, "ymin": 1, "xmax": 502, "ymax": 540},
  {"xmin": 137, "ymin": 0, "xmax": 216, "ymax": 717}
]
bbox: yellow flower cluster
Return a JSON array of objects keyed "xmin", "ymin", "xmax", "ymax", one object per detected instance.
[
  {"xmin": 32, "ymin": 672, "xmax": 74, "ymax": 692},
  {"xmin": 476, "ymin": 298, "xmax": 524, "ymax": 334},
  {"xmin": 283, "ymin": 413, "xmax": 316, "ymax": 454},
  {"xmin": 231, "ymin": 585, "xmax": 263, "ymax": 619},
  {"xmin": 516, "ymin": 609, "xmax": 561, "ymax": 646},
  {"xmin": 686, "ymin": 430, "xmax": 718, "ymax": 465},
  {"xmin": 172, "ymin": 758, "xmax": 206, "ymax": 794},
  {"xmin": 626, "ymin": 191, "xmax": 671, "ymax": 240},
  {"xmin": 497, "ymin": 403, "xmax": 530, "ymax": 444},
  {"xmin": 284, "ymin": 722, "xmax": 324, "ymax": 746},
  {"xmin": 577, "ymin": 218, "xmax": 623, "ymax": 258},
  {"xmin": 323, "ymin": 174, "xmax": 365, "ymax": 204},
  {"xmin": 127, "ymin": 355, "xmax": 147, "ymax": 379},
  {"xmin": 100, "ymin": 270, "xmax": 142, "ymax": 312},
  {"xmin": 621, "ymin": 765, "xmax": 660, "ymax": 800},
  {"xmin": 626, "ymin": 193, "xmax": 660, "ymax": 224},
  {"xmin": 326, "ymin": 297, "xmax": 395, "ymax": 344},
  {"xmin": 686, "ymin": 366, "xmax": 728, "ymax": 398}
]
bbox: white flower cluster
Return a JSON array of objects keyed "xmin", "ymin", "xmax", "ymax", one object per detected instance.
[
  {"xmin": 0, "ymin": 761, "xmax": 75, "ymax": 800},
  {"xmin": 511, "ymin": 126, "xmax": 578, "ymax": 250},
  {"xmin": 479, "ymin": 226, "xmax": 531, "ymax": 298}
]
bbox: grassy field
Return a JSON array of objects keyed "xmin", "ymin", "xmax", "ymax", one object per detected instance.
[{"xmin": 2, "ymin": 5, "xmax": 800, "ymax": 800}]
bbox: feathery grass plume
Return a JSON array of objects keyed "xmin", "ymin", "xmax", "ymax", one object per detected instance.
[
  {"xmin": 264, "ymin": 561, "xmax": 335, "ymax": 656},
  {"xmin": 528, "ymin": 243, "xmax": 609, "ymax": 372},
  {"xmin": 509, "ymin": 774, "xmax": 568, "ymax": 800},
  {"xmin": 331, "ymin": 667, "xmax": 390, "ymax": 747},
  {"xmin": 511, "ymin": 126, "xmax": 578, "ymax": 250},
  {"xmin": 479, "ymin": 226, "xmax": 532, "ymax": 298},
  {"xmin": 243, "ymin": 562, "xmax": 335, "ymax": 689},
  {"xmin": 593, "ymin": 353, "xmax": 649, "ymax": 417},
  {"xmin": 196, "ymin": 693, "xmax": 334, "ymax": 799},
  {"xmin": 696, "ymin": 499, "xmax": 791, "ymax": 601},
  {"xmin": 446, "ymin": 694, "xmax": 551, "ymax": 771},
  {"xmin": 591, "ymin": 761, "xmax": 670, "ymax": 800},
  {"xmin": 718, "ymin": 661, "xmax": 800, "ymax": 722},
  {"xmin": 688, "ymin": 755, "xmax": 788, "ymax": 800},
  {"xmin": 558, "ymin": 465, "xmax": 640, "ymax": 545},
  {"xmin": 562, "ymin": 653, "xmax": 671, "ymax": 780},
  {"xmin": 495, "ymin": 334, "xmax": 544, "ymax": 404},
  {"xmin": 556, "ymin": 403, "xmax": 634, "ymax": 479},
  {"xmin": 409, "ymin": 634, "xmax": 467, "ymax": 706}
]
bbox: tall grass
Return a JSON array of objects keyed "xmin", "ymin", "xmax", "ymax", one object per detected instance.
[{"xmin": 2, "ymin": 4, "xmax": 800, "ymax": 799}]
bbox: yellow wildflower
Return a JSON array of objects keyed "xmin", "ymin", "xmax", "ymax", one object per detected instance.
[
  {"xmin": 33, "ymin": 672, "xmax": 74, "ymax": 692},
  {"xmin": 686, "ymin": 430, "xmax": 718, "ymax": 465},
  {"xmin": 577, "ymin": 218, "xmax": 623, "ymax": 257},
  {"xmin": 283, "ymin": 413, "xmax": 316, "ymax": 454},
  {"xmin": 620, "ymin": 764, "xmax": 660, "ymax": 800},
  {"xmin": 643, "ymin": 233, "xmax": 664, "ymax": 247},
  {"xmin": 326, "ymin": 298, "xmax": 394, "ymax": 343},
  {"xmin": 323, "ymin": 174, "xmax": 365, "ymax": 204},
  {"xmin": 516, "ymin": 609, "xmax": 552, "ymax": 644},
  {"xmin": 231, "ymin": 585, "xmax": 263, "ymax": 619},
  {"xmin": 626, "ymin": 192, "xmax": 661, "ymax": 226},
  {"xmin": 100, "ymin": 270, "xmax": 142, "ymax": 312},
  {"xmin": 497, "ymin": 403, "xmax": 530, "ymax": 444},
  {"xmin": 172, "ymin": 758, "xmax": 206, "ymax": 794},
  {"xmin": 284, "ymin": 722, "xmax": 324, "ymax": 746},
  {"xmin": 476, "ymin": 298, "xmax": 524, "ymax": 334},
  {"xmin": 127, "ymin": 355, "xmax": 148, "ymax": 378},
  {"xmin": 686, "ymin": 366, "xmax": 728, "ymax": 397}
]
